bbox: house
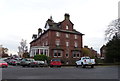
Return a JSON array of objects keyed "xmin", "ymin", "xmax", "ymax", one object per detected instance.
[
  {"xmin": 83, "ymin": 46, "xmax": 98, "ymax": 58},
  {"xmin": 30, "ymin": 13, "xmax": 84, "ymax": 64},
  {"xmin": 100, "ymin": 45, "xmax": 106, "ymax": 59}
]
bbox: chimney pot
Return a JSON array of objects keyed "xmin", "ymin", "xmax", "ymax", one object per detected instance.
[{"xmin": 64, "ymin": 13, "xmax": 70, "ymax": 20}]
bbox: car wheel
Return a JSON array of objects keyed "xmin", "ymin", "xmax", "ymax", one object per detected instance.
[
  {"xmin": 2, "ymin": 65, "xmax": 5, "ymax": 68},
  {"xmin": 76, "ymin": 64, "xmax": 78, "ymax": 68},
  {"xmin": 76, "ymin": 65, "xmax": 78, "ymax": 68},
  {"xmin": 50, "ymin": 65, "xmax": 53, "ymax": 68}
]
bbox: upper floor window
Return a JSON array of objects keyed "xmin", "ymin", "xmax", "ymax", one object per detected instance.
[
  {"xmin": 74, "ymin": 42, "xmax": 78, "ymax": 47},
  {"xmin": 66, "ymin": 25, "xmax": 69, "ymax": 30},
  {"xmin": 56, "ymin": 40, "xmax": 60, "ymax": 46},
  {"xmin": 75, "ymin": 35, "xmax": 77, "ymax": 39},
  {"xmin": 66, "ymin": 41, "xmax": 69, "ymax": 47},
  {"xmin": 66, "ymin": 34, "xmax": 69, "ymax": 38},
  {"xmin": 56, "ymin": 32, "xmax": 60, "ymax": 37}
]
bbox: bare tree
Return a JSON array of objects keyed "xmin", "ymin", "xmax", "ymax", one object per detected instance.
[
  {"xmin": 105, "ymin": 18, "xmax": 120, "ymax": 40},
  {"xmin": 18, "ymin": 39, "xmax": 28, "ymax": 57}
]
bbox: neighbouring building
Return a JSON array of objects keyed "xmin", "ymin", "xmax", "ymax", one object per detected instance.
[
  {"xmin": 30, "ymin": 13, "xmax": 84, "ymax": 64},
  {"xmin": 83, "ymin": 46, "xmax": 98, "ymax": 58}
]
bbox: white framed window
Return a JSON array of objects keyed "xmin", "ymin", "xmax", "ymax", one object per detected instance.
[
  {"xmin": 58, "ymin": 51, "xmax": 62, "ymax": 57},
  {"xmin": 75, "ymin": 35, "xmax": 77, "ymax": 39},
  {"xmin": 53, "ymin": 50, "xmax": 62, "ymax": 57},
  {"xmin": 72, "ymin": 52, "xmax": 80, "ymax": 58},
  {"xmin": 66, "ymin": 41, "xmax": 69, "ymax": 47},
  {"xmin": 53, "ymin": 50, "xmax": 57, "ymax": 57},
  {"xmin": 74, "ymin": 42, "xmax": 78, "ymax": 47},
  {"xmin": 56, "ymin": 32, "xmax": 60, "ymax": 37},
  {"xmin": 66, "ymin": 25, "xmax": 69, "ymax": 30},
  {"xmin": 66, "ymin": 34, "xmax": 69, "ymax": 38},
  {"xmin": 56, "ymin": 40, "xmax": 60, "ymax": 46}
]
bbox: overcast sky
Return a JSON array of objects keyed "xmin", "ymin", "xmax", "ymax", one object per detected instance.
[{"xmin": 0, "ymin": 0, "xmax": 119, "ymax": 55}]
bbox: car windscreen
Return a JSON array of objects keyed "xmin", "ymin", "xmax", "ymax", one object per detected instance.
[
  {"xmin": 82, "ymin": 57, "xmax": 90, "ymax": 60},
  {"xmin": 0, "ymin": 61, "xmax": 6, "ymax": 63},
  {"xmin": 52, "ymin": 59, "xmax": 61, "ymax": 61}
]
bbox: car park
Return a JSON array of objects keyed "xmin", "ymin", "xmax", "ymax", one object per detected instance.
[
  {"xmin": 0, "ymin": 60, "xmax": 8, "ymax": 68},
  {"xmin": 50, "ymin": 59, "xmax": 62, "ymax": 67}
]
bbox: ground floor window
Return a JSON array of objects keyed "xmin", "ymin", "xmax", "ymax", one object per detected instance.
[
  {"xmin": 72, "ymin": 51, "xmax": 80, "ymax": 58},
  {"xmin": 53, "ymin": 50, "xmax": 62, "ymax": 57}
]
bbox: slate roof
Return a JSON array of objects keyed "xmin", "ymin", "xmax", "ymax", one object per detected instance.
[{"xmin": 30, "ymin": 17, "xmax": 84, "ymax": 44}]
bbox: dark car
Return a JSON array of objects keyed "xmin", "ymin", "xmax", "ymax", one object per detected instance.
[
  {"xmin": 50, "ymin": 59, "xmax": 62, "ymax": 67},
  {"xmin": 0, "ymin": 60, "xmax": 8, "ymax": 68},
  {"xmin": 20, "ymin": 58, "xmax": 38, "ymax": 67}
]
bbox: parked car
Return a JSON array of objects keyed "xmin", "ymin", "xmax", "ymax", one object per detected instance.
[
  {"xmin": 20, "ymin": 58, "xmax": 38, "ymax": 67},
  {"xmin": 50, "ymin": 59, "xmax": 62, "ymax": 67},
  {"xmin": 7, "ymin": 59, "xmax": 14, "ymax": 65},
  {"xmin": 14, "ymin": 58, "xmax": 23, "ymax": 65},
  {"xmin": 0, "ymin": 60, "xmax": 8, "ymax": 68},
  {"xmin": 11, "ymin": 60, "xmax": 18, "ymax": 66},
  {"xmin": 75, "ymin": 56, "xmax": 95, "ymax": 68},
  {"xmin": 36, "ymin": 61, "xmax": 48, "ymax": 67}
]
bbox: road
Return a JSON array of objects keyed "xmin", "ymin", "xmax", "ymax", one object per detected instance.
[{"xmin": 1, "ymin": 65, "xmax": 119, "ymax": 81}]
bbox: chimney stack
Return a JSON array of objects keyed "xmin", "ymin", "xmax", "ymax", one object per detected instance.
[
  {"xmin": 64, "ymin": 13, "xmax": 70, "ymax": 20},
  {"xmin": 32, "ymin": 34, "xmax": 37, "ymax": 40},
  {"xmin": 38, "ymin": 28, "xmax": 42, "ymax": 36}
]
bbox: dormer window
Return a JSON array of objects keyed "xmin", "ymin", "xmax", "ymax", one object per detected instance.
[{"xmin": 66, "ymin": 25, "xmax": 69, "ymax": 30}]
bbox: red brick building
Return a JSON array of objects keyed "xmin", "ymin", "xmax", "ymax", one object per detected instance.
[{"xmin": 30, "ymin": 13, "xmax": 84, "ymax": 64}]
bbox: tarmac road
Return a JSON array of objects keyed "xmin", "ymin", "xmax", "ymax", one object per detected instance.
[{"xmin": 1, "ymin": 65, "xmax": 119, "ymax": 80}]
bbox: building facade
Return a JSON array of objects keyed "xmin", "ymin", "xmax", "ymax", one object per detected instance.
[{"xmin": 30, "ymin": 14, "xmax": 84, "ymax": 64}]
